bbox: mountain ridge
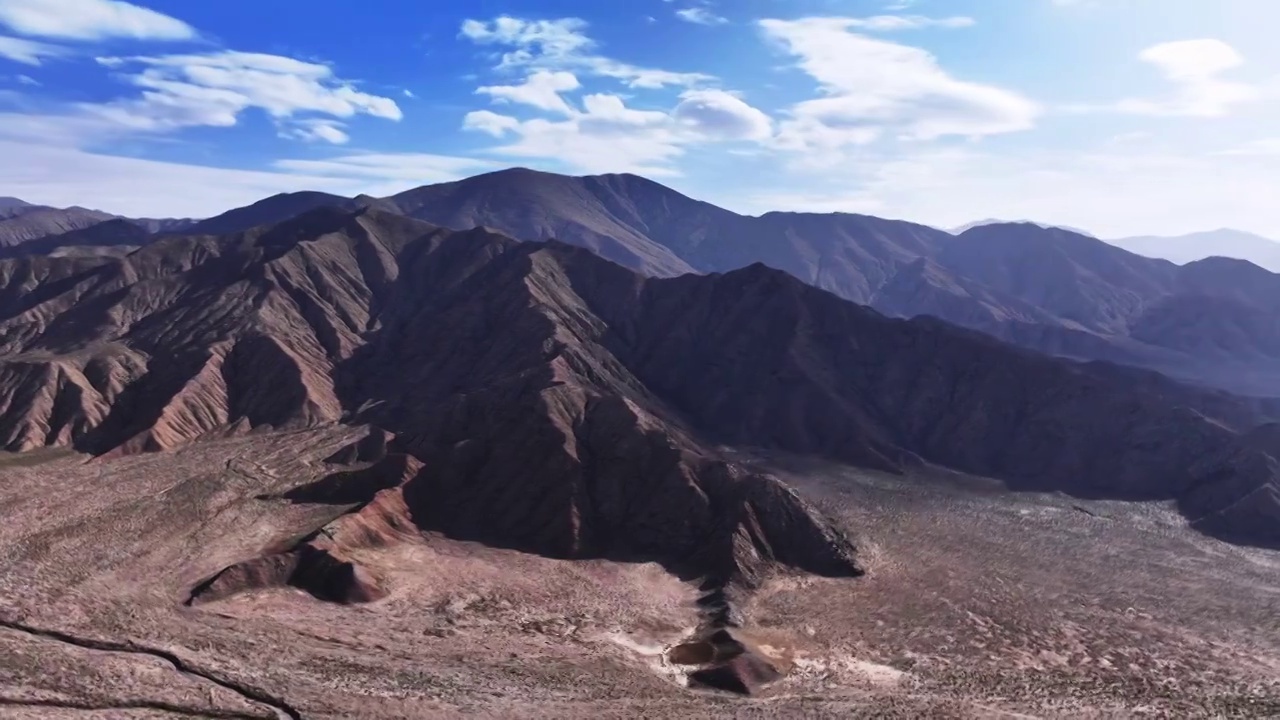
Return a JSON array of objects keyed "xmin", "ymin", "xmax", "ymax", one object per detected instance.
[
  {"xmin": 1, "ymin": 206, "xmax": 1277, "ymax": 554},
  {"xmin": 5, "ymin": 170, "xmax": 1280, "ymax": 396}
]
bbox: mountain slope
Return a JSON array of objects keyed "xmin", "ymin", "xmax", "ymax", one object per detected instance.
[{"xmin": 1, "ymin": 207, "xmax": 1277, "ymax": 555}]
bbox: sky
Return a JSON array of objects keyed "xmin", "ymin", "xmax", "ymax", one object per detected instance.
[{"xmin": 0, "ymin": 0, "xmax": 1277, "ymax": 238}]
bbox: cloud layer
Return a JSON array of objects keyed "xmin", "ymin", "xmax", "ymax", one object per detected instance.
[{"xmin": 0, "ymin": 0, "xmax": 194, "ymax": 41}]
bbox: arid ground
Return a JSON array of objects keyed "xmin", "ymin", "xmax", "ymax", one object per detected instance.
[{"xmin": 1, "ymin": 428, "xmax": 1276, "ymax": 719}]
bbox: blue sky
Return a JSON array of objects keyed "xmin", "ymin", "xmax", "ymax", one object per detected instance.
[{"xmin": 0, "ymin": 0, "xmax": 1277, "ymax": 237}]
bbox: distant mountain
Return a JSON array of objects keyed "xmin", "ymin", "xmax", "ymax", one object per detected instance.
[
  {"xmin": 386, "ymin": 167, "xmax": 704, "ymax": 277},
  {"xmin": 0, "ymin": 218, "xmax": 152, "ymax": 259},
  {"xmin": 389, "ymin": 167, "xmax": 949, "ymax": 303},
  {"xmin": 1108, "ymin": 229, "xmax": 1280, "ymax": 273},
  {"xmin": 0, "ymin": 206, "xmax": 115, "ymax": 247},
  {"xmin": 0, "ymin": 198, "xmax": 197, "ymax": 250},
  {"xmin": 132, "ymin": 217, "xmax": 200, "ymax": 234},
  {"xmin": 0, "ymin": 197, "xmax": 32, "ymax": 218},
  {"xmin": 937, "ymin": 223, "xmax": 1176, "ymax": 334},
  {"xmin": 0, "ymin": 207, "xmax": 1277, "ymax": 559},
  {"xmin": 184, "ymin": 191, "xmax": 355, "ymax": 236},
  {"xmin": 951, "ymin": 218, "xmax": 1097, "ymax": 237}
]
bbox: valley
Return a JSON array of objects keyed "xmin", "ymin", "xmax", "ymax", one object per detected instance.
[{"xmin": 1, "ymin": 431, "xmax": 1276, "ymax": 718}]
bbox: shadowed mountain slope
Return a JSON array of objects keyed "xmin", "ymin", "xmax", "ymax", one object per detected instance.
[{"xmin": 1, "ymin": 207, "xmax": 1277, "ymax": 556}]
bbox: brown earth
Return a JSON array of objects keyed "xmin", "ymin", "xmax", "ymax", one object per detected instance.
[{"xmin": 0, "ymin": 430, "xmax": 1276, "ymax": 718}]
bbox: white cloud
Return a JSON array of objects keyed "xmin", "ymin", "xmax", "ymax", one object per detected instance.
[
  {"xmin": 0, "ymin": 140, "xmax": 491, "ymax": 216},
  {"xmin": 760, "ymin": 17, "xmax": 1038, "ymax": 151},
  {"xmin": 463, "ymin": 86, "xmax": 775, "ymax": 176},
  {"xmin": 0, "ymin": 110, "xmax": 137, "ymax": 147},
  {"xmin": 673, "ymin": 89, "xmax": 772, "ymax": 140},
  {"xmin": 845, "ymin": 15, "xmax": 976, "ymax": 31},
  {"xmin": 0, "ymin": 34, "xmax": 63, "ymax": 65},
  {"xmin": 463, "ymin": 92, "xmax": 685, "ymax": 176},
  {"xmin": 460, "ymin": 15, "xmax": 713, "ymax": 89},
  {"xmin": 279, "ymin": 118, "xmax": 349, "ymax": 144},
  {"xmin": 675, "ymin": 8, "xmax": 728, "ymax": 26},
  {"xmin": 463, "ymin": 109, "xmax": 521, "ymax": 137},
  {"xmin": 402, "ymin": 88, "xmax": 415, "ymax": 98},
  {"xmin": 84, "ymin": 50, "xmax": 401, "ymax": 136},
  {"xmin": 0, "ymin": 0, "xmax": 194, "ymax": 41},
  {"xmin": 1115, "ymin": 39, "xmax": 1258, "ymax": 117},
  {"xmin": 477, "ymin": 69, "xmax": 580, "ymax": 115},
  {"xmin": 15, "ymin": 72, "xmax": 36, "ymax": 84},
  {"xmin": 460, "ymin": 16, "xmax": 592, "ymax": 61},
  {"xmin": 272, "ymin": 152, "xmax": 495, "ymax": 186},
  {"xmin": 1217, "ymin": 138, "xmax": 1280, "ymax": 156}
]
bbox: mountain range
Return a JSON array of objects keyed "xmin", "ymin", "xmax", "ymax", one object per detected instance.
[
  {"xmin": 1, "ymin": 202, "xmax": 1278, "ymax": 558},
  {"xmin": 3, "ymin": 170, "xmax": 1280, "ymax": 713},
  {"xmin": 4, "ymin": 169, "xmax": 1280, "ymax": 400}
]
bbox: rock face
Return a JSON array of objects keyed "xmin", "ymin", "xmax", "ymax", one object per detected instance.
[{"xmin": 2, "ymin": 206, "xmax": 1279, "ymax": 565}]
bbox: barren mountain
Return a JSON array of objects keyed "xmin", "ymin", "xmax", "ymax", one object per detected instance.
[
  {"xmin": 388, "ymin": 168, "xmax": 947, "ymax": 301},
  {"xmin": 0, "ymin": 196, "xmax": 32, "ymax": 217},
  {"xmin": 0, "ymin": 198, "xmax": 196, "ymax": 253},
  {"xmin": 1, "ymin": 207, "xmax": 1277, "ymax": 559},
  {"xmin": 1111, "ymin": 228, "xmax": 1280, "ymax": 272},
  {"xmin": 0, "ymin": 218, "xmax": 153, "ymax": 259},
  {"xmin": 387, "ymin": 167, "xmax": 705, "ymax": 278},
  {"xmin": 0, "ymin": 206, "xmax": 116, "ymax": 248},
  {"xmin": 374, "ymin": 169, "xmax": 1280, "ymax": 394},
  {"xmin": 1, "ymin": 206, "xmax": 1278, "ymax": 716},
  {"xmin": 184, "ymin": 190, "xmax": 356, "ymax": 236},
  {"xmin": 949, "ymin": 218, "xmax": 1098, "ymax": 236}
]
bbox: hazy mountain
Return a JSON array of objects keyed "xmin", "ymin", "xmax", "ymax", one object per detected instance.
[
  {"xmin": 950, "ymin": 218, "xmax": 1097, "ymax": 237},
  {"xmin": 1, "ymin": 207, "xmax": 1277, "ymax": 556},
  {"xmin": 131, "ymin": 216, "xmax": 200, "ymax": 234},
  {"xmin": 0, "ymin": 205, "xmax": 116, "ymax": 247},
  {"xmin": 937, "ymin": 223, "xmax": 1177, "ymax": 334},
  {"xmin": 0, "ymin": 218, "xmax": 153, "ymax": 259},
  {"xmin": 1108, "ymin": 228, "xmax": 1280, "ymax": 273},
  {"xmin": 0, "ymin": 196, "xmax": 33, "ymax": 217},
  {"xmin": 0, "ymin": 198, "xmax": 197, "ymax": 249}
]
